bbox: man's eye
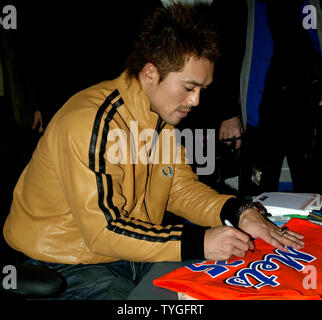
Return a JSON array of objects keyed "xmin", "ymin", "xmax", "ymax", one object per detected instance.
[{"xmin": 185, "ymin": 87, "xmax": 194, "ymax": 92}]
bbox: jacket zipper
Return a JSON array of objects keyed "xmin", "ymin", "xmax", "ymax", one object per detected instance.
[{"xmin": 143, "ymin": 116, "xmax": 165, "ymax": 223}]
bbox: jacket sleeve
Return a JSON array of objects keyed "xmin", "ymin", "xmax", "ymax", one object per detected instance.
[{"xmin": 167, "ymin": 144, "xmax": 246, "ymax": 228}]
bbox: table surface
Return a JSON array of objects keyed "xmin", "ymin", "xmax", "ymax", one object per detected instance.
[{"xmin": 128, "ymin": 260, "xmax": 197, "ymax": 300}]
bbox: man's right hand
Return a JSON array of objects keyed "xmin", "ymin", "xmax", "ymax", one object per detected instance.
[{"xmin": 204, "ymin": 226, "xmax": 254, "ymax": 261}]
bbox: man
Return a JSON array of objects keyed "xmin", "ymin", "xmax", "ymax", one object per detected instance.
[{"xmin": 3, "ymin": 2, "xmax": 303, "ymax": 300}]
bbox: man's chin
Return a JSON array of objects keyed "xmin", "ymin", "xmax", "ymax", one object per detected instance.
[{"xmin": 163, "ymin": 118, "xmax": 181, "ymax": 126}]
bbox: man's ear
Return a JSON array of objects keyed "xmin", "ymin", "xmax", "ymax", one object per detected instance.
[{"xmin": 140, "ymin": 63, "xmax": 160, "ymax": 86}]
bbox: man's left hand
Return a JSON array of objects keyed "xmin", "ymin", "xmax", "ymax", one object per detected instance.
[{"xmin": 238, "ymin": 209, "xmax": 305, "ymax": 251}]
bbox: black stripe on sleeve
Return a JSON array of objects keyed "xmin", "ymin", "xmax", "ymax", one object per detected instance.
[
  {"xmin": 89, "ymin": 90, "xmax": 121, "ymax": 222},
  {"xmin": 95, "ymin": 172, "xmax": 113, "ymax": 222},
  {"xmin": 89, "ymin": 89, "xmax": 119, "ymax": 171},
  {"xmin": 99, "ymin": 97, "xmax": 124, "ymax": 173},
  {"xmin": 107, "ymin": 224, "xmax": 181, "ymax": 243},
  {"xmin": 110, "ymin": 218, "xmax": 183, "ymax": 235}
]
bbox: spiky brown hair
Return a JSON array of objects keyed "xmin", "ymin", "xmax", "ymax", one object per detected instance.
[{"xmin": 126, "ymin": 1, "xmax": 220, "ymax": 82}]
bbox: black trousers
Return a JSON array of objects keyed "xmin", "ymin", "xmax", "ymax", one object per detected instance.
[
  {"xmin": 244, "ymin": 124, "xmax": 314, "ymax": 193},
  {"xmin": 243, "ymin": 75, "xmax": 318, "ymax": 193}
]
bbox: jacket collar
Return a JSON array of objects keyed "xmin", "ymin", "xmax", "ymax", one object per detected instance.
[{"xmin": 115, "ymin": 71, "xmax": 166, "ymax": 131}]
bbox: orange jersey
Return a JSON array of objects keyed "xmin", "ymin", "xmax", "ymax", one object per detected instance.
[{"xmin": 154, "ymin": 219, "xmax": 322, "ymax": 300}]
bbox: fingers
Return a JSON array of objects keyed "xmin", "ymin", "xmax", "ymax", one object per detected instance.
[
  {"xmin": 231, "ymin": 247, "xmax": 248, "ymax": 258},
  {"xmin": 260, "ymin": 225, "xmax": 305, "ymax": 252},
  {"xmin": 39, "ymin": 125, "xmax": 44, "ymax": 134},
  {"xmin": 218, "ymin": 117, "xmax": 242, "ymax": 149},
  {"xmin": 233, "ymin": 226, "xmax": 304, "ymax": 258},
  {"xmin": 226, "ymin": 228, "xmax": 253, "ymax": 258},
  {"xmin": 258, "ymin": 230, "xmax": 288, "ymax": 251},
  {"xmin": 230, "ymin": 235, "xmax": 255, "ymax": 257},
  {"xmin": 284, "ymin": 229, "xmax": 304, "ymax": 239},
  {"xmin": 32, "ymin": 119, "xmax": 44, "ymax": 134},
  {"xmin": 239, "ymin": 209, "xmax": 306, "ymax": 252},
  {"xmin": 220, "ymin": 137, "xmax": 242, "ymax": 151},
  {"xmin": 204, "ymin": 226, "xmax": 253, "ymax": 260},
  {"xmin": 231, "ymin": 240, "xmax": 254, "ymax": 258},
  {"xmin": 234, "ymin": 228, "xmax": 255, "ymax": 251},
  {"xmin": 235, "ymin": 139, "xmax": 242, "ymax": 150},
  {"xmin": 248, "ymin": 238, "xmax": 255, "ymax": 251},
  {"xmin": 275, "ymin": 228, "xmax": 305, "ymax": 249},
  {"xmin": 233, "ymin": 227, "xmax": 251, "ymax": 243}
]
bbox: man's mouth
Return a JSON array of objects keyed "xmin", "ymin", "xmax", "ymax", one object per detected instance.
[
  {"xmin": 177, "ymin": 110, "xmax": 189, "ymax": 118},
  {"xmin": 176, "ymin": 107, "xmax": 191, "ymax": 118}
]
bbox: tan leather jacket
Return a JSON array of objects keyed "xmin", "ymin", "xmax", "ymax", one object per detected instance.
[{"xmin": 3, "ymin": 72, "xmax": 235, "ymax": 264}]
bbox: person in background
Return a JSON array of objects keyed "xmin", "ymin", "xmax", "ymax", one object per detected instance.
[
  {"xmin": 240, "ymin": 0, "xmax": 322, "ymax": 193},
  {"xmin": 206, "ymin": 0, "xmax": 247, "ymax": 151}
]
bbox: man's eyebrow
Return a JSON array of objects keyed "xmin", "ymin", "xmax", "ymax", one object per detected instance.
[
  {"xmin": 184, "ymin": 80, "xmax": 203, "ymax": 86},
  {"xmin": 183, "ymin": 79, "xmax": 210, "ymax": 88}
]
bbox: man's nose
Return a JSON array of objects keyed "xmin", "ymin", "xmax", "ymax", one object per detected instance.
[{"xmin": 188, "ymin": 90, "xmax": 200, "ymax": 107}]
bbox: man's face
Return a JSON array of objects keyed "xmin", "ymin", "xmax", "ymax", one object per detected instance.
[{"xmin": 145, "ymin": 56, "xmax": 214, "ymax": 126}]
